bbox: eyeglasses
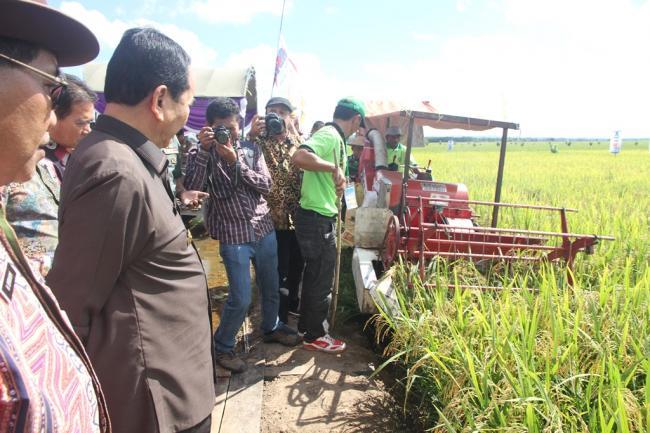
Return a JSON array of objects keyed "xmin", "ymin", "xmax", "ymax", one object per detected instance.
[
  {"xmin": 0, "ymin": 53, "xmax": 68, "ymax": 108},
  {"xmin": 74, "ymin": 119, "xmax": 94, "ymax": 128}
]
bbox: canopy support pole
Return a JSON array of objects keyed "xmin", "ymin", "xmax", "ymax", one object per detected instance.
[
  {"xmin": 491, "ymin": 127, "xmax": 508, "ymax": 228},
  {"xmin": 399, "ymin": 114, "xmax": 416, "ymax": 217}
]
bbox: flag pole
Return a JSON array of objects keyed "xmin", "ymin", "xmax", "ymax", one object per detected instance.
[
  {"xmin": 276, "ymin": 0, "xmax": 287, "ymax": 54},
  {"xmin": 271, "ymin": 0, "xmax": 287, "ymax": 99}
]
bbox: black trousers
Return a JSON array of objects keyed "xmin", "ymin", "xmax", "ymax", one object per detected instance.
[
  {"xmin": 276, "ymin": 229, "xmax": 304, "ymax": 323},
  {"xmin": 179, "ymin": 414, "xmax": 211, "ymax": 433},
  {"xmin": 294, "ymin": 208, "xmax": 337, "ymax": 341}
]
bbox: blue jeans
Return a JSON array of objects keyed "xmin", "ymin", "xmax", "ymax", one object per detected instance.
[{"xmin": 214, "ymin": 231, "xmax": 280, "ymax": 353}]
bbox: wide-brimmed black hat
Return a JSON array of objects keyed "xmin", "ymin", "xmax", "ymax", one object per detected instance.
[{"xmin": 0, "ymin": 0, "xmax": 99, "ymax": 66}]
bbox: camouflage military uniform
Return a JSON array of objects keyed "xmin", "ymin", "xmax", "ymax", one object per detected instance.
[{"xmin": 0, "ymin": 159, "xmax": 60, "ymax": 276}]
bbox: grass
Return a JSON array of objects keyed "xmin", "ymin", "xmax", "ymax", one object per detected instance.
[{"xmin": 369, "ymin": 141, "xmax": 650, "ymax": 432}]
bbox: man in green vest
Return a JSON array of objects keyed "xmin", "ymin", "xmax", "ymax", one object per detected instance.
[
  {"xmin": 291, "ymin": 97, "xmax": 365, "ymax": 353},
  {"xmin": 385, "ymin": 126, "xmax": 421, "ymax": 173}
]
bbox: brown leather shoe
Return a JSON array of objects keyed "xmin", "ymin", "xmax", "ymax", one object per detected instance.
[{"xmin": 215, "ymin": 351, "xmax": 247, "ymax": 373}]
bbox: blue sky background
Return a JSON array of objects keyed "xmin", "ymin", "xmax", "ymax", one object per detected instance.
[{"xmin": 53, "ymin": 0, "xmax": 650, "ymax": 138}]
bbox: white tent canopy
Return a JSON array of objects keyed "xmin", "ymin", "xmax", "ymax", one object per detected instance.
[{"xmin": 83, "ymin": 63, "xmax": 256, "ymax": 98}]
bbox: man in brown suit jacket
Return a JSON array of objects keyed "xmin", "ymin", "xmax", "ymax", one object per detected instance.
[{"xmin": 47, "ymin": 28, "xmax": 214, "ymax": 433}]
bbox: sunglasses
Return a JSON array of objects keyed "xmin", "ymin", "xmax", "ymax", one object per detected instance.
[{"xmin": 0, "ymin": 53, "xmax": 68, "ymax": 109}]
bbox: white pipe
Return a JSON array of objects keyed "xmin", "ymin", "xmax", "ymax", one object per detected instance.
[{"xmin": 367, "ymin": 129, "xmax": 387, "ymax": 168}]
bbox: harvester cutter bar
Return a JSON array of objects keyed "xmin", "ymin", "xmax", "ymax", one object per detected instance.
[
  {"xmin": 416, "ymin": 222, "xmax": 614, "ymax": 240},
  {"xmin": 400, "ymin": 250, "xmax": 542, "ymax": 262},
  {"xmin": 404, "ymin": 195, "xmax": 579, "ymax": 213},
  {"xmin": 402, "ymin": 236, "xmax": 559, "ymax": 251}
]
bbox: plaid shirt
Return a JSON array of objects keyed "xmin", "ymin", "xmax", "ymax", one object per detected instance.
[
  {"xmin": 257, "ymin": 133, "xmax": 302, "ymax": 230},
  {"xmin": 184, "ymin": 140, "xmax": 275, "ymax": 244}
]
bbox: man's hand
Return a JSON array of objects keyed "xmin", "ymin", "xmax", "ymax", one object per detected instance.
[
  {"xmin": 198, "ymin": 126, "xmax": 215, "ymax": 151},
  {"xmin": 215, "ymin": 141, "xmax": 237, "ymax": 165},
  {"xmin": 179, "ymin": 190, "xmax": 209, "ymax": 209},
  {"xmin": 332, "ymin": 166, "xmax": 346, "ymax": 197},
  {"xmin": 248, "ymin": 115, "xmax": 266, "ymax": 140}
]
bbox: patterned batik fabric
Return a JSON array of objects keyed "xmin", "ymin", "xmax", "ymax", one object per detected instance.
[
  {"xmin": 259, "ymin": 134, "xmax": 303, "ymax": 230},
  {"xmin": 0, "ymin": 160, "xmax": 60, "ymax": 277},
  {"xmin": 0, "ymin": 208, "xmax": 107, "ymax": 433}
]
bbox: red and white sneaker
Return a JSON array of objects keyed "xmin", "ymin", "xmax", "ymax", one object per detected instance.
[{"xmin": 303, "ymin": 334, "xmax": 346, "ymax": 353}]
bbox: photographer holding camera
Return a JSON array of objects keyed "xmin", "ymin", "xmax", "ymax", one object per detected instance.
[
  {"xmin": 248, "ymin": 97, "xmax": 304, "ymax": 323},
  {"xmin": 184, "ymin": 97, "xmax": 300, "ymax": 374}
]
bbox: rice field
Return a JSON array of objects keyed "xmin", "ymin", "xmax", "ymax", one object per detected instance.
[{"xmin": 371, "ymin": 140, "xmax": 650, "ymax": 432}]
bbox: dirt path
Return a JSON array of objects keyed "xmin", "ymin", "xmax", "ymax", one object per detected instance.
[
  {"xmin": 260, "ymin": 318, "xmax": 410, "ymax": 433},
  {"xmin": 197, "ymin": 238, "xmax": 414, "ymax": 432}
]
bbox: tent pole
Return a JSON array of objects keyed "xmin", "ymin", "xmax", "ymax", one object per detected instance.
[{"xmin": 491, "ymin": 127, "xmax": 509, "ymax": 228}]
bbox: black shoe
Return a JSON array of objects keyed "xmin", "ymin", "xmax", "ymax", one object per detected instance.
[{"xmin": 263, "ymin": 323, "xmax": 301, "ymax": 346}]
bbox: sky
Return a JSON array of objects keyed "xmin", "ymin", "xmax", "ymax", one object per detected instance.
[{"xmin": 53, "ymin": 0, "xmax": 650, "ymax": 138}]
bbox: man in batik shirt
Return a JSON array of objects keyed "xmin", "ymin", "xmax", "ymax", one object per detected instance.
[{"xmin": 248, "ymin": 97, "xmax": 304, "ymax": 322}]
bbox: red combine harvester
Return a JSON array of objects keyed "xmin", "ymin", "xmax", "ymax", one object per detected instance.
[{"xmin": 350, "ymin": 103, "xmax": 613, "ymax": 314}]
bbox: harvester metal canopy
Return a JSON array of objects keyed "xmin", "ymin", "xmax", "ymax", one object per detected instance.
[{"xmin": 363, "ymin": 100, "xmax": 519, "ymax": 147}]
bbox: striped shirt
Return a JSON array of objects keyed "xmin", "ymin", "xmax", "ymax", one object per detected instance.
[{"xmin": 184, "ymin": 140, "xmax": 275, "ymax": 244}]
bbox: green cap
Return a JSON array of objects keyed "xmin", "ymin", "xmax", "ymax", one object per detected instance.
[{"xmin": 336, "ymin": 97, "xmax": 366, "ymax": 127}]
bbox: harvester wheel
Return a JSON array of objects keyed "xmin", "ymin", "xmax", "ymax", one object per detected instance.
[{"xmin": 382, "ymin": 215, "xmax": 401, "ymax": 269}]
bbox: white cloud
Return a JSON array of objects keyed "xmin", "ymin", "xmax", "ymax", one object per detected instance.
[
  {"xmin": 456, "ymin": 0, "xmax": 470, "ymax": 12},
  {"xmin": 60, "ymin": 0, "xmax": 650, "ymax": 137},
  {"xmin": 224, "ymin": 44, "xmax": 276, "ymax": 106},
  {"xmin": 60, "ymin": 2, "xmax": 218, "ymax": 66},
  {"xmin": 411, "ymin": 31, "xmax": 437, "ymax": 42},
  {"xmin": 190, "ymin": 0, "xmax": 292, "ymax": 24},
  {"xmin": 324, "ymin": 5, "xmax": 339, "ymax": 15},
  {"xmin": 354, "ymin": 0, "xmax": 650, "ymax": 137},
  {"xmin": 222, "ymin": 43, "xmax": 343, "ymax": 129}
]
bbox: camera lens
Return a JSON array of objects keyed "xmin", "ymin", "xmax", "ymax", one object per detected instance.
[
  {"xmin": 265, "ymin": 113, "xmax": 285, "ymax": 136},
  {"xmin": 212, "ymin": 126, "xmax": 230, "ymax": 145}
]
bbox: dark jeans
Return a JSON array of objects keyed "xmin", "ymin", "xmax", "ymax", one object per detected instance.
[
  {"xmin": 276, "ymin": 229, "xmax": 304, "ymax": 322},
  {"xmin": 179, "ymin": 414, "xmax": 211, "ymax": 433},
  {"xmin": 294, "ymin": 208, "xmax": 336, "ymax": 341}
]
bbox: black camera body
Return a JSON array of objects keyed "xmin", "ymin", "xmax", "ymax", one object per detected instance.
[
  {"xmin": 264, "ymin": 113, "xmax": 286, "ymax": 137},
  {"xmin": 212, "ymin": 126, "xmax": 230, "ymax": 145}
]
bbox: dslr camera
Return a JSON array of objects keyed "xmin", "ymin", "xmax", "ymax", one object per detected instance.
[
  {"xmin": 211, "ymin": 126, "xmax": 231, "ymax": 145},
  {"xmin": 264, "ymin": 113, "xmax": 286, "ymax": 137}
]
